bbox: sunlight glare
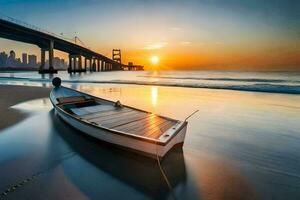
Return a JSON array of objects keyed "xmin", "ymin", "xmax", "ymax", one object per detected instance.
[
  {"xmin": 151, "ymin": 86, "xmax": 158, "ymax": 107},
  {"xmin": 150, "ymin": 56, "xmax": 159, "ymax": 65}
]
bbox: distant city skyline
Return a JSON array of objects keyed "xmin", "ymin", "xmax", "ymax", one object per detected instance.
[
  {"xmin": 0, "ymin": 49, "xmax": 68, "ymax": 70},
  {"xmin": 0, "ymin": 0, "xmax": 299, "ymax": 71}
]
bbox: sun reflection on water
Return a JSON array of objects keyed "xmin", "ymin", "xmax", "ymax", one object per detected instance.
[{"xmin": 151, "ymin": 86, "xmax": 158, "ymax": 107}]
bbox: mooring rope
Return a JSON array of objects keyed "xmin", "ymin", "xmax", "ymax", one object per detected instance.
[
  {"xmin": 155, "ymin": 110, "xmax": 199, "ymax": 200},
  {"xmin": 155, "ymin": 140, "xmax": 177, "ymax": 200}
]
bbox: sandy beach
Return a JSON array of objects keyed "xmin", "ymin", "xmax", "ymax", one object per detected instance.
[{"xmin": 0, "ymin": 85, "xmax": 50, "ymax": 130}]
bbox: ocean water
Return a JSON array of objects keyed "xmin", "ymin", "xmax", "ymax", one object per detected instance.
[
  {"xmin": 0, "ymin": 70, "xmax": 300, "ymax": 94},
  {"xmin": 0, "ymin": 70, "xmax": 300, "ymax": 199}
]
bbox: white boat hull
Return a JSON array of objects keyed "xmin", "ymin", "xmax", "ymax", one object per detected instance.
[{"xmin": 54, "ymin": 107, "xmax": 187, "ymax": 158}]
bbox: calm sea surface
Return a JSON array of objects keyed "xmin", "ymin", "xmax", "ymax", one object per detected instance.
[
  {"xmin": 0, "ymin": 70, "xmax": 300, "ymax": 94},
  {"xmin": 0, "ymin": 70, "xmax": 300, "ymax": 199}
]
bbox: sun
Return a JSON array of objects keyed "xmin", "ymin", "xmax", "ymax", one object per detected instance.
[{"xmin": 150, "ymin": 56, "xmax": 159, "ymax": 65}]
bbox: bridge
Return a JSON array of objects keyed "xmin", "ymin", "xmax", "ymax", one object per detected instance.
[{"xmin": 0, "ymin": 15, "xmax": 143, "ymax": 73}]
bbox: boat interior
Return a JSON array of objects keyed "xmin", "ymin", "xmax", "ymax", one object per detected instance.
[{"xmin": 56, "ymin": 96, "xmax": 178, "ymax": 139}]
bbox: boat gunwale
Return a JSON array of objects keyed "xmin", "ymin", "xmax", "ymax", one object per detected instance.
[{"xmin": 50, "ymin": 86, "xmax": 187, "ymax": 146}]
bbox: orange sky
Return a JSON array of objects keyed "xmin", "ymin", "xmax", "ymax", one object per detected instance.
[{"xmin": 1, "ymin": 0, "xmax": 299, "ymax": 71}]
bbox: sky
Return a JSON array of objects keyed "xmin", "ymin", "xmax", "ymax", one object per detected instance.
[{"xmin": 0, "ymin": 0, "xmax": 299, "ymax": 71}]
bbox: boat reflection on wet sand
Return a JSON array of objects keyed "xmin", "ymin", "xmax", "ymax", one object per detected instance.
[{"xmin": 50, "ymin": 110, "xmax": 187, "ymax": 200}]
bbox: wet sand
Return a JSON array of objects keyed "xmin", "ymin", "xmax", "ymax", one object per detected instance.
[
  {"xmin": 0, "ymin": 84, "xmax": 300, "ymax": 200},
  {"xmin": 0, "ymin": 85, "xmax": 50, "ymax": 130}
]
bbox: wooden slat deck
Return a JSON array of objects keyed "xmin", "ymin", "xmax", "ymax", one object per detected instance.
[
  {"xmin": 70, "ymin": 103, "xmax": 177, "ymax": 139},
  {"xmin": 88, "ymin": 110, "xmax": 142, "ymax": 124},
  {"xmin": 91, "ymin": 112, "xmax": 150, "ymax": 128},
  {"xmin": 114, "ymin": 114, "xmax": 165, "ymax": 133},
  {"xmin": 71, "ymin": 105, "xmax": 114, "ymax": 116},
  {"xmin": 81, "ymin": 107, "xmax": 132, "ymax": 120},
  {"xmin": 113, "ymin": 116, "xmax": 176, "ymax": 139},
  {"xmin": 144, "ymin": 121, "xmax": 175, "ymax": 139}
]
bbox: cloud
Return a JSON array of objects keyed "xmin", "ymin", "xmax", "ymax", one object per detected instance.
[
  {"xmin": 180, "ymin": 41, "xmax": 191, "ymax": 45},
  {"xmin": 141, "ymin": 42, "xmax": 167, "ymax": 50}
]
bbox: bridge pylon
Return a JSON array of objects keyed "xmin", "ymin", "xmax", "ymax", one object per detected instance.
[
  {"xmin": 112, "ymin": 49, "xmax": 123, "ymax": 70},
  {"xmin": 38, "ymin": 40, "xmax": 58, "ymax": 74}
]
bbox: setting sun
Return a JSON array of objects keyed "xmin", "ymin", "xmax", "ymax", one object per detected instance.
[{"xmin": 150, "ymin": 56, "xmax": 159, "ymax": 65}]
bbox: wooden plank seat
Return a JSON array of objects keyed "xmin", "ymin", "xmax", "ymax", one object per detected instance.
[{"xmin": 57, "ymin": 96, "xmax": 86, "ymax": 104}]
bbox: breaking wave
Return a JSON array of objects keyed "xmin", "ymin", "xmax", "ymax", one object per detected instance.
[{"xmin": 138, "ymin": 75, "xmax": 300, "ymax": 84}]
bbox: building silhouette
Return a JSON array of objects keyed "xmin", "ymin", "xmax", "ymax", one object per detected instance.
[
  {"xmin": 0, "ymin": 52, "xmax": 8, "ymax": 67},
  {"xmin": 0, "ymin": 49, "xmax": 68, "ymax": 70},
  {"xmin": 22, "ymin": 53, "xmax": 28, "ymax": 65},
  {"xmin": 6, "ymin": 50, "xmax": 16, "ymax": 67},
  {"xmin": 28, "ymin": 54, "xmax": 37, "ymax": 67}
]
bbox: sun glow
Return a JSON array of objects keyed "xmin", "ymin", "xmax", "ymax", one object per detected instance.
[
  {"xmin": 150, "ymin": 56, "xmax": 159, "ymax": 65},
  {"xmin": 151, "ymin": 86, "xmax": 158, "ymax": 107}
]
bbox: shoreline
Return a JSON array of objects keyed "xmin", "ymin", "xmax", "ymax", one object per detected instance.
[
  {"xmin": 0, "ymin": 85, "xmax": 51, "ymax": 131},
  {"xmin": 0, "ymin": 76, "xmax": 299, "ymax": 95}
]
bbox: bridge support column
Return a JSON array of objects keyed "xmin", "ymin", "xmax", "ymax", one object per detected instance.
[
  {"xmin": 68, "ymin": 54, "xmax": 72, "ymax": 73},
  {"xmin": 78, "ymin": 56, "xmax": 82, "ymax": 70},
  {"xmin": 39, "ymin": 48, "xmax": 46, "ymax": 72},
  {"xmin": 68, "ymin": 55, "xmax": 85, "ymax": 73},
  {"xmin": 74, "ymin": 56, "xmax": 78, "ymax": 71},
  {"xmin": 101, "ymin": 60, "xmax": 104, "ymax": 71},
  {"xmin": 38, "ymin": 44, "xmax": 57, "ymax": 74},
  {"xmin": 48, "ymin": 40, "xmax": 54, "ymax": 71},
  {"xmin": 89, "ymin": 58, "xmax": 92, "ymax": 72},
  {"xmin": 91, "ymin": 58, "xmax": 94, "ymax": 72},
  {"xmin": 112, "ymin": 63, "xmax": 116, "ymax": 71},
  {"xmin": 97, "ymin": 59, "xmax": 100, "ymax": 72},
  {"xmin": 84, "ymin": 57, "xmax": 87, "ymax": 71}
]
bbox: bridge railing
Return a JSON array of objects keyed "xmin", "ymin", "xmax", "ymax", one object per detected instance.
[{"xmin": 0, "ymin": 12, "xmax": 79, "ymax": 46}]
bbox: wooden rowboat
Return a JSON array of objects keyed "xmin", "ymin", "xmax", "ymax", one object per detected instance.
[{"xmin": 50, "ymin": 78, "xmax": 188, "ymax": 159}]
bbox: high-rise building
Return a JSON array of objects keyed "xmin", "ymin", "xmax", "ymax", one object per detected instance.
[
  {"xmin": 16, "ymin": 58, "xmax": 22, "ymax": 66},
  {"xmin": 22, "ymin": 53, "xmax": 28, "ymax": 66},
  {"xmin": 9, "ymin": 50, "xmax": 16, "ymax": 60},
  {"xmin": 6, "ymin": 50, "xmax": 16, "ymax": 67},
  {"xmin": 0, "ymin": 52, "xmax": 8, "ymax": 67},
  {"xmin": 61, "ymin": 58, "xmax": 66, "ymax": 69},
  {"xmin": 53, "ymin": 57, "xmax": 61, "ymax": 68},
  {"xmin": 28, "ymin": 55, "xmax": 37, "ymax": 68}
]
